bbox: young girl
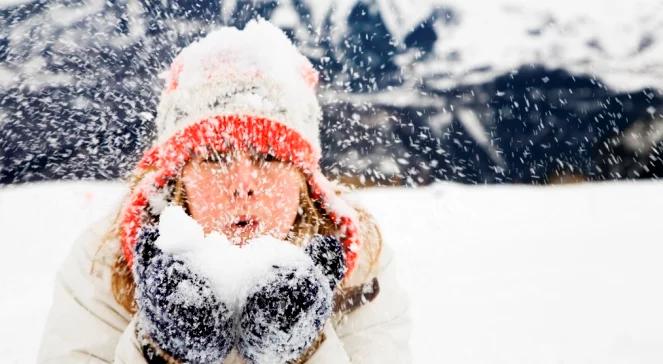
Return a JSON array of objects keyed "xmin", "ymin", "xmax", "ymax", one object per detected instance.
[{"xmin": 37, "ymin": 20, "xmax": 411, "ymax": 364}]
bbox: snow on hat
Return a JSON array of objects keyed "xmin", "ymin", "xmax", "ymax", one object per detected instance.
[{"xmin": 119, "ymin": 19, "xmax": 361, "ymax": 279}]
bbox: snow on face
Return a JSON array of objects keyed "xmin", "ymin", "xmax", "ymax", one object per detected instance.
[
  {"xmin": 154, "ymin": 204, "xmax": 310, "ymax": 306},
  {"xmin": 181, "ymin": 149, "xmax": 302, "ymax": 246}
]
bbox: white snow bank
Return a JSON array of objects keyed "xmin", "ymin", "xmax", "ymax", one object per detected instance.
[
  {"xmin": 348, "ymin": 180, "xmax": 663, "ymax": 363},
  {"xmin": 2, "ymin": 180, "xmax": 663, "ymax": 363}
]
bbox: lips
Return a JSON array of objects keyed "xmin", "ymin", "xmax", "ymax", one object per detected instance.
[
  {"xmin": 234, "ymin": 214, "xmax": 257, "ymax": 225},
  {"xmin": 232, "ymin": 215, "xmax": 259, "ymax": 232}
]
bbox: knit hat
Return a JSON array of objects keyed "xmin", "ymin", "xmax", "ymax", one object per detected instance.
[{"xmin": 119, "ymin": 19, "xmax": 361, "ymax": 279}]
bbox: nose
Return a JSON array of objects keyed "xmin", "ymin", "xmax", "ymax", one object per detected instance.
[
  {"xmin": 233, "ymin": 188, "xmax": 254, "ymax": 198},
  {"xmin": 232, "ymin": 156, "xmax": 257, "ymax": 198}
]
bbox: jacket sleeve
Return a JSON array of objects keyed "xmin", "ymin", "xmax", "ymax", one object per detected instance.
[
  {"xmin": 37, "ymin": 213, "xmax": 146, "ymax": 363},
  {"xmin": 306, "ymin": 242, "xmax": 413, "ymax": 364}
]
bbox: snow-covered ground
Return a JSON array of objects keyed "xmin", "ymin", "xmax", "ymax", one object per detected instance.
[{"xmin": 1, "ymin": 180, "xmax": 663, "ymax": 363}]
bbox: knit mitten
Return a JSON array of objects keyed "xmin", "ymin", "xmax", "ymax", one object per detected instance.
[
  {"xmin": 236, "ymin": 235, "xmax": 345, "ymax": 364},
  {"xmin": 304, "ymin": 234, "xmax": 347, "ymax": 291},
  {"xmin": 133, "ymin": 224, "xmax": 235, "ymax": 364}
]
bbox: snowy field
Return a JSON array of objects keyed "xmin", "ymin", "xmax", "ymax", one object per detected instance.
[{"xmin": 1, "ymin": 180, "xmax": 663, "ymax": 363}]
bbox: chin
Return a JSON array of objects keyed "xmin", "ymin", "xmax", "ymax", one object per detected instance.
[{"xmin": 228, "ymin": 232, "xmax": 258, "ymax": 246}]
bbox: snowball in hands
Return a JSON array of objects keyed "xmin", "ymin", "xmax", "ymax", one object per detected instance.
[{"xmin": 154, "ymin": 204, "xmax": 322, "ymax": 308}]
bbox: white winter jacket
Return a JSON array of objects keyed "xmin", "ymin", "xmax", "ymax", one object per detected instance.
[{"xmin": 37, "ymin": 210, "xmax": 412, "ymax": 363}]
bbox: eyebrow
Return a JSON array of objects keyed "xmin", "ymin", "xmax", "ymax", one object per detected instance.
[{"xmin": 195, "ymin": 149, "xmax": 279, "ymax": 165}]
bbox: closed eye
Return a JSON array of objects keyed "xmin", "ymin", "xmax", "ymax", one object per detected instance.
[
  {"xmin": 263, "ymin": 152, "xmax": 278, "ymax": 162},
  {"xmin": 249, "ymin": 150, "xmax": 279, "ymax": 164},
  {"xmin": 201, "ymin": 152, "xmax": 231, "ymax": 164}
]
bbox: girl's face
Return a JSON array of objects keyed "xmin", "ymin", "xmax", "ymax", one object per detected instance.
[{"xmin": 181, "ymin": 149, "xmax": 302, "ymax": 245}]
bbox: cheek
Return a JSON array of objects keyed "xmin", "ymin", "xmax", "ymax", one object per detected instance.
[
  {"xmin": 182, "ymin": 167, "xmax": 234, "ymax": 224},
  {"xmin": 257, "ymin": 170, "xmax": 302, "ymax": 232}
]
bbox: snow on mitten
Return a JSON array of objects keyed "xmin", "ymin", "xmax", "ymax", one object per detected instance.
[
  {"xmin": 133, "ymin": 224, "xmax": 235, "ymax": 364},
  {"xmin": 236, "ymin": 254, "xmax": 333, "ymax": 364},
  {"xmin": 304, "ymin": 234, "xmax": 346, "ymax": 291}
]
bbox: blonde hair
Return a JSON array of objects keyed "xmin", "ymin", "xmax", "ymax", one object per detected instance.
[{"xmin": 102, "ymin": 151, "xmax": 383, "ymax": 315}]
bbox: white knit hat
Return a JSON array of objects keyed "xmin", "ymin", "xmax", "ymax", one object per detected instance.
[
  {"xmin": 154, "ymin": 19, "xmax": 322, "ymax": 151},
  {"xmin": 120, "ymin": 19, "xmax": 362, "ymax": 280}
]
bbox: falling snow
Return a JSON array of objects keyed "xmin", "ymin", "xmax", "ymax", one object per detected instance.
[{"xmin": 2, "ymin": 0, "xmax": 663, "ymax": 363}]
